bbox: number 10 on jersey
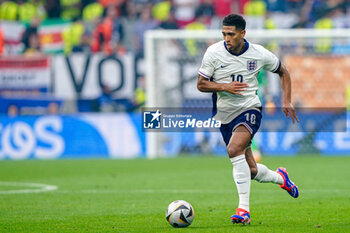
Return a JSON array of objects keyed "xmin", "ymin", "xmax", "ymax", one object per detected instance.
[{"xmin": 231, "ymin": 74, "xmax": 243, "ymax": 83}]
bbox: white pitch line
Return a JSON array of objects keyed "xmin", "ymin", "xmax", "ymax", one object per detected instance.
[
  {"xmin": 56, "ymin": 188, "xmax": 343, "ymax": 195},
  {"xmin": 57, "ymin": 189, "xmax": 229, "ymax": 194},
  {"xmin": 0, "ymin": 181, "xmax": 58, "ymax": 194}
]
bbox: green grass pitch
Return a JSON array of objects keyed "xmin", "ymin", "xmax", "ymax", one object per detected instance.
[{"xmin": 1, "ymin": 156, "xmax": 350, "ymax": 233}]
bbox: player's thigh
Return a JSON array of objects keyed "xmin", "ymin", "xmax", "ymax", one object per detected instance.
[{"xmin": 227, "ymin": 125, "xmax": 252, "ymax": 157}]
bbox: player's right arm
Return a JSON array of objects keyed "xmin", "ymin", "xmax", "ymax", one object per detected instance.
[{"xmin": 197, "ymin": 75, "xmax": 248, "ymax": 95}]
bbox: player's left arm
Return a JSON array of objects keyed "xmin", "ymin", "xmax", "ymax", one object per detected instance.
[{"xmin": 277, "ymin": 63, "xmax": 300, "ymax": 124}]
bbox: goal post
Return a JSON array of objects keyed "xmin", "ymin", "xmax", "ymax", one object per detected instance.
[{"xmin": 145, "ymin": 29, "xmax": 350, "ymax": 158}]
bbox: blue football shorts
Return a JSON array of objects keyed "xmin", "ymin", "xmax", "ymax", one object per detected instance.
[{"xmin": 219, "ymin": 108, "xmax": 262, "ymax": 146}]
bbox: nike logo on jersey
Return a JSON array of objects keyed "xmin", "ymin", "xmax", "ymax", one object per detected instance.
[
  {"xmin": 237, "ymin": 181, "xmax": 246, "ymax": 184},
  {"xmin": 220, "ymin": 64, "xmax": 229, "ymax": 68}
]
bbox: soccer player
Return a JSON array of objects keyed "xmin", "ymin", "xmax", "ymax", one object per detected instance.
[{"xmin": 197, "ymin": 14, "xmax": 299, "ymax": 225}]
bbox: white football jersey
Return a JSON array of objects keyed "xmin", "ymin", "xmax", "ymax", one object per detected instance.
[{"xmin": 198, "ymin": 39, "xmax": 280, "ymax": 124}]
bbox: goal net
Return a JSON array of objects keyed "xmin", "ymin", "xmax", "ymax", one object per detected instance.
[{"xmin": 145, "ymin": 29, "xmax": 350, "ymax": 158}]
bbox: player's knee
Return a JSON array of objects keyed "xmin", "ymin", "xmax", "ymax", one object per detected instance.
[
  {"xmin": 227, "ymin": 146, "xmax": 238, "ymax": 157},
  {"xmin": 227, "ymin": 144, "xmax": 245, "ymax": 158}
]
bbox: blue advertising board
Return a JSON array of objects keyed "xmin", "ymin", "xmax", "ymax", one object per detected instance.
[{"xmin": 0, "ymin": 113, "xmax": 145, "ymax": 160}]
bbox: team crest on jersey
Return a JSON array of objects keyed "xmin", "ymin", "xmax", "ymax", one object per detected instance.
[{"xmin": 247, "ymin": 60, "xmax": 257, "ymax": 72}]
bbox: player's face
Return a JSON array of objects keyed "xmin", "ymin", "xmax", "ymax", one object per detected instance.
[{"xmin": 222, "ymin": 26, "xmax": 246, "ymax": 53}]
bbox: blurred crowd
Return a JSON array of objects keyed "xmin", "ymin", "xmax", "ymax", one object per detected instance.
[{"xmin": 0, "ymin": 0, "xmax": 349, "ymax": 56}]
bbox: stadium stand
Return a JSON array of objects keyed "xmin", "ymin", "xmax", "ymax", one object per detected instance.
[{"xmin": 285, "ymin": 55, "xmax": 350, "ymax": 108}]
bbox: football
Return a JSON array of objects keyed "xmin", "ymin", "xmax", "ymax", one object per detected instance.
[{"xmin": 165, "ymin": 200, "xmax": 195, "ymax": 228}]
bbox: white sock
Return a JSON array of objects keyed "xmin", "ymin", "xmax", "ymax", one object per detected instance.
[
  {"xmin": 230, "ymin": 154, "xmax": 251, "ymax": 212},
  {"xmin": 254, "ymin": 163, "xmax": 283, "ymax": 185}
]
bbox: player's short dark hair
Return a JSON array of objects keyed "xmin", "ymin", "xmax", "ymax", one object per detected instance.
[{"xmin": 222, "ymin": 14, "xmax": 246, "ymax": 30}]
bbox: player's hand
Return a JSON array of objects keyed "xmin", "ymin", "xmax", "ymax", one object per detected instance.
[
  {"xmin": 283, "ymin": 102, "xmax": 299, "ymax": 124},
  {"xmin": 223, "ymin": 81, "xmax": 249, "ymax": 95}
]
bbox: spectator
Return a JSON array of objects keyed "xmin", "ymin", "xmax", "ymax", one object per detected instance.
[
  {"xmin": 22, "ymin": 17, "xmax": 42, "ymax": 54},
  {"xmin": 91, "ymin": 5, "xmax": 124, "ymax": 55},
  {"xmin": 184, "ymin": 14, "xmax": 207, "ymax": 56},
  {"xmin": 8, "ymin": 105, "xmax": 19, "ymax": 117},
  {"xmin": 82, "ymin": 2, "xmax": 104, "ymax": 47},
  {"xmin": 244, "ymin": 0, "xmax": 267, "ymax": 16},
  {"xmin": 173, "ymin": 0, "xmax": 199, "ymax": 28},
  {"xmin": 60, "ymin": 0, "xmax": 82, "ymax": 20},
  {"xmin": 0, "ymin": 0, "xmax": 19, "ymax": 21},
  {"xmin": 18, "ymin": 0, "xmax": 35, "ymax": 22},
  {"xmin": 265, "ymin": 16, "xmax": 277, "ymax": 29},
  {"xmin": 48, "ymin": 102, "xmax": 60, "ymax": 114},
  {"xmin": 152, "ymin": 1, "xmax": 172, "ymax": 22},
  {"xmin": 133, "ymin": 0, "xmax": 152, "ymax": 15},
  {"xmin": 18, "ymin": 0, "xmax": 41, "ymax": 23},
  {"xmin": 82, "ymin": 1, "xmax": 104, "ymax": 22},
  {"xmin": 196, "ymin": 0, "xmax": 215, "ymax": 20},
  {"xmin": 244, "ymin": 0, "xmax": 267, "ymax": 29},
  {"xmin": 214, "ymin": 0, "xmax": 246, "ymax": 18},
  {"xmin": 121, "ymin": 1, "xmax": 139, "ymax": 52},
  {"xmin": 32, "ymin": 0, "xmax": 47, "ymax": 20},
  {"xmin": 329, "ymin": 5, "xmax": 347, "ymax": 28},
  {"xmin": 195, "ymin": 0, "xmax": 215, "ymax": 27},
  {"xmin": 185, "ymin": 14, "xmax": 207, "ymax": 30},
  {"xmin": 133, "ymin": 75, "xmax": 146, "ymax": 110},
  {"xmin": 96, "ymin": 85, "xmax": 116, "ymax": 112},
  {"xmin": 24, "ymin": 32, "xmax": 41, "ymax": 55},
  {"xmin": 265, "ymin": 0, "xmax": 286, "ymax": 13},
  {"xmin": 314, "ymin": 16, "xmax": 333, "ymax": 53},
  {"xmin": 286, "ymin": 0, "xmax": 304, "ymax": 13},
  {"xmin": 308, "ymin": 0, "xmax": 328, "ymax": 23},
  {"xmin": 158, "ymin": 11, "xmax": 179, "ymax": 30},
  {"xmin": 133, "ymin": 6, "xmax": 158, "ymax": 55},
  {"xmin": 45, "ymin": 0, "xmax": 61, "ymax": 18},
  {"xmin": 62, "ymin": 17, "xmax": 86, "ymax": 54}
]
